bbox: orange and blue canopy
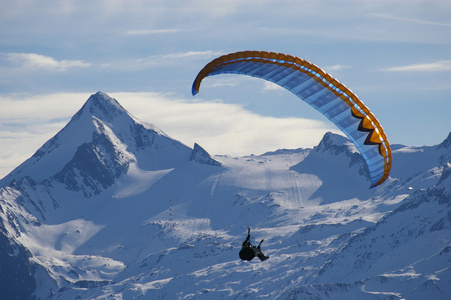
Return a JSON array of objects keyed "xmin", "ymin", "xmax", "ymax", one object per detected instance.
[{"xmin": 192, "ymin": 51, "xmax": 391, "ymax": 187}]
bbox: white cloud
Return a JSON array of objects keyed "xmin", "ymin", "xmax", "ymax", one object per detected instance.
[
  {"xmin": 103, "ymin": 51, "xmax": 224, "ymax": 71},
  {"xmin": 262, "ymin": 81, "xmax": 284, "ymax": 91},
  {"xmin": 159, "ymin": 51, "xmax": 224, "ymax": 60},
  {"xmin": 0, "ymin": 92, "xmax": 335, "ymax": 178},
  {"xmin": 383, "ymin": 60, "xmax": 451, "ymax": 72},
  {"xmin": 0, "ymin": 92, "xmax": 90, "ymax": 178},
  {"xmin": 324, "ymin": 65, "xmax": 351, "ymax": 72},
  {"xmin": 4, "ymin": 53, "xmax": 91, "ymax": 72},
  {"xmin": 109, "ymin": 92, "xmax": 335, "ymax": 156},
  {"xmin": 0, "ymin": 92, "xmax": 90, "ymax": 120},
  {"xmin": 126, "ymin": 29, "xmax": 181, "ymax": 35},
  {"xmin": 369, "ymin": 13, "xmax": 451, "ymax": 27}
]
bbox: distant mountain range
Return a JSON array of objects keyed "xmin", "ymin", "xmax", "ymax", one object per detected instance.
[{"xmin": 1, "ymin": 92, "xmax": 450, "ymax": 300}]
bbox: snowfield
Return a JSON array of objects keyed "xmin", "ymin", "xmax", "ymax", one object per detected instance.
[{"xmin": 1, "ymin": 92, "xmax": 450, "ymax": 300}]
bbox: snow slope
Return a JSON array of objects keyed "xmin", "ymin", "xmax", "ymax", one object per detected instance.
[{"xmin": 0, "ymin": 92, "xmax": 449, "ymax": 300}]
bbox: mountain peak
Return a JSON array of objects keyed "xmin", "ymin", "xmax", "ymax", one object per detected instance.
[
  {"xmin": 73, "ymin": 91, "xmax": 128, "ymax": 124},
  {"xmin": 315, "ymin": 132, "xmax": 355, "ymax": 154},
  {"xmin": 1, "ymin": 92, "xmax": 192, "ymax": 189},
  {"xmin": 87, "ymin": 92, "xmax": 123, "ymax": 110},
  {"xmin": 437, "ymin": 132, "xmax": 451, "ymax": 150},
  {"xmin": 189, "ymin": 143, "xmax": 221, "ymax": 166}
]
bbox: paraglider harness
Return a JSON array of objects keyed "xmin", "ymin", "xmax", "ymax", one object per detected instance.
[{"xmin": 239, "ymin": 228, "xmax": 269, "ymax": 261}]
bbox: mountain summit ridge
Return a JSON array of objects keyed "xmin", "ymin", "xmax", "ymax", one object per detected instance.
[{"xmin": 1, "ymin": 92, "xmax": 193, "ymax": 188}]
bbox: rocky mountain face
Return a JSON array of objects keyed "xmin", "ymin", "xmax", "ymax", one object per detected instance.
[
  {"xmin": 0, "ymin": 92, "xmax": 449, "ymax": 300},
  {"xmin": 189, "ymin": 143, "xmax": 221, "ymax": 167},
  {"xmin": 0, "ymin": 219, "xmax": 36, "ymax": 300}
]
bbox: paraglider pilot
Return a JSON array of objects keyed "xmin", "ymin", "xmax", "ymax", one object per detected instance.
[{"xmin": 239, "ymin": 228, "xmax": 269, "ymax": 261}]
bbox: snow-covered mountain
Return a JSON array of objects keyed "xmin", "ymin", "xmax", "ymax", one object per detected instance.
[{"xmin": 1, "ymin": 92, "xmax": 449, "ymax": 300}]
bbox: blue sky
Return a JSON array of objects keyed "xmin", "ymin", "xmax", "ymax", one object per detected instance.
[{"xmin": 1, "ymin": 0, "xmax": 450, "ymax": 178}]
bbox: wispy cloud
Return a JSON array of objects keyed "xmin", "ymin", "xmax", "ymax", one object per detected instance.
[
  {"xmin": 262, "ymin": 81, "xmax": 284, "ymax": 91},
  {"xmin": 4, "ymin": 53, "xmax": 91, "ymax": 72},
  {"xmin": 324, "ymin": 65, "xmax": 351, "ymax": 72},
  {"xmin": 383, "ymin": 60, "xmax": 451, "ymax": 72},
  {"xmin": 370, "ymin": 13, "xmax": 451, "ymax": 27},
  {"xmin": 0, "ymin": 92, "xmax": 90, "ymax": 178},
  {"xmin": 103, "ymin": 51, "xmax": 224, "ymax": 71},
  {"xmin": 126, "ymin": 29, "xmax": 181, "ymax": 35},
  {"xmin": 158, "ymin": 51, "xmax": 224, "ymax": 60},
  {"xmin": 109, "ymin": 92, "xmax": 334, "ymax": 156}
]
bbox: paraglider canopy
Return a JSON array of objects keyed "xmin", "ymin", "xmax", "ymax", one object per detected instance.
[{"xmin": 192, "ymin": 51, "xmax": 391, "ymax": 187}]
